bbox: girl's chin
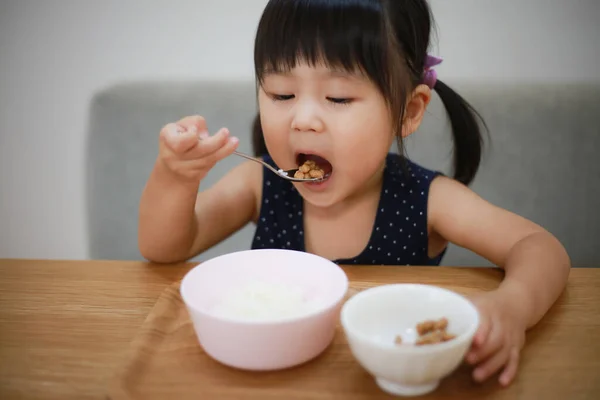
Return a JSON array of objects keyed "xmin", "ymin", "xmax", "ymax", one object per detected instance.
[
  {"xmin": 293, "ymin": 173, "xmax": 347, "ymax": 209},
  {"xmin": 297, "ymin": 171, "xmax": 334, "ymax": 192}
]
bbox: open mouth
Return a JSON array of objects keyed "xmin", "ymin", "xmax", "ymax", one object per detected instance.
[{"xmin": 295, "ymin": 153, "xmax": 333, "ymax": 180}]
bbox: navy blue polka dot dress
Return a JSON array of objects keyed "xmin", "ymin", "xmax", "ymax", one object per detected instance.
[{"xmin": 251, "ymin": 153, "xmax": 446, "ymax": 265}]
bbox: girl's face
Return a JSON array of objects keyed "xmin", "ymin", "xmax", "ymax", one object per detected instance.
[{"xmin": 258, "ymin": 62, "xmax": 395, "ymax": 208}]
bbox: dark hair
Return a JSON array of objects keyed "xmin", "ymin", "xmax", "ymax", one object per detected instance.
[{"xmin": 252, "ymin": 0, "xmax": 486, "ymax": 186}]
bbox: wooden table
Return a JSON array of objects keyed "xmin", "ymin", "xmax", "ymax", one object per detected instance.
[{"xmin": 0, "ymin": 259, "xmax": 598, "ymax": 399}]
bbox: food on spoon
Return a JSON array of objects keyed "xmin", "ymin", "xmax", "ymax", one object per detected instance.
[
  {"xmin": 309, "ymin": 169, "xmax": 325, "ymax": 178},
  {"xmin": 395, "ymin": 317, "xmax": 456, "ymax": 346},
  {"xmin": 294, "ymin": 159, "xmax": 325, "ymax": 180},
  {"xmin": 299, "ymin": 161, "xmax": 312, "ymax": 173}
]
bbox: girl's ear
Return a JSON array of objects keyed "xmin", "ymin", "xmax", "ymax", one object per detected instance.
[{"xmin": 401, "ymin": 84, "xmax": 432, "ymax": 138}]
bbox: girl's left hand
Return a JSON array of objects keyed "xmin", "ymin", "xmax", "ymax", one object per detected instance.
[{"xmin": 466, "ymin": 289, "xmax": 528, "ymax": 386}]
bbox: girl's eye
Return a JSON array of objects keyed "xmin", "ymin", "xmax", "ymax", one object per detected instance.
[
  {"xmin": 271, "ymin": 94, "xmax": 294, "ymax": 101},
  {"xmin": 327, "ymin": 97, "xmax": 352, "ymax": 105}
]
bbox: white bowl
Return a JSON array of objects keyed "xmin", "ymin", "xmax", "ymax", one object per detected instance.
[
  {"xmin": 340, "ymin": 284, "xmax": 479, "ymax": 397},
  {"xmin": 180, "ymin": 249, "xmax": 348, "ymax": 371}
]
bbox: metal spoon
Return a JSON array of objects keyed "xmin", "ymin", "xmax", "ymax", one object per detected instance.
[
  {"xmin": 185, "ymin": 129, "xmax": 326, "ymax": 182},
  {"xmin": 232, "ymin": 151, "xmax": 326, "ymax": 182}
]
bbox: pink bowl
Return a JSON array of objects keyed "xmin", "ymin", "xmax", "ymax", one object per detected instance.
[{"xmin": 180, "ymin": 249, "xmax": 349, "ymax": 371}]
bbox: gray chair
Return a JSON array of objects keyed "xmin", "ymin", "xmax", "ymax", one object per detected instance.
[{"xmin": 85, "ymin": 80, "xmax": 600, "ymax": 267}]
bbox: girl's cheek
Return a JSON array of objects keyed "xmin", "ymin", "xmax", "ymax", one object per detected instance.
[{"xmin": 261, "ymin": 121, "xmax": 288, "ymax": 153}]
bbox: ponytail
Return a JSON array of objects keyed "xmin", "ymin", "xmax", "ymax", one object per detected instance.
[
  {"xmin": 251, "ymin": 113, "xmax": 268, "ymax": 157},
  {"xmin": 433, "ymin": 80, "xmax": 487, "ymax": 186}
]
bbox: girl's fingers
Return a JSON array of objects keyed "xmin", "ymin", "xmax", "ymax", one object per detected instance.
[
  {"xmin": 176, "ymin": 115, "xmax": 208, "ymax": 136},
  {"xmin": 207, "ymin": 136, "xmax": 239, "ymax": 163},
  {"xmin": 161, "ymin": 123, "xmax": 198, "ymax": 154},
  {"xmin": 204, "ymin": 137, "xmax": 239, "ymax": 163},
  {"xmin": 467, "ymin": 315, "xmax": 493, "ymax": 364},
  {"xmin": 188, "ymin": 128, "xmax": 233, "ymax": 158},
  {"xmin": 473, "ymin": 314, "xmax": 492, "ymax": 348},
  {"xmin": 468, "ymin": 321, "xmax": 504, "ymax": 365},
  {"xmin": 473, "ymin": 345, "xmax": 511, "ymax": 383},
  {"xmin": 174, "ymin": 136, "xmax": 239, "ymax": 172},
  {"xmin": 499, "ymin": 347, "xmax": 520, "ymax": 386}
]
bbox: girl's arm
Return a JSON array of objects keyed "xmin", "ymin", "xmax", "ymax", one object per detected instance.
[
  {"xmin": 427, "ymin": 175, "xmax": 570, "ymax": 385},
  {"xmin": 138, "ymin": 159, "xmax": 262, "ymax": 263},
  {"xmin": 189, "ymin": 160, "xmax": 262, "ymax": 257},
  {"xmin": 427, "ymin": 175, "xmax": 571, "ymax": 328}
]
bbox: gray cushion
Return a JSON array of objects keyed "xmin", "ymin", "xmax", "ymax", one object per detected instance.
[{"xmin": 86, "ymin": 80, "xmax": 600, "ymax": 267}]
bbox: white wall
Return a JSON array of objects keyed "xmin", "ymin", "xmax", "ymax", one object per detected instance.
[{"xmin": 1, "ymin": 0, "xmax": 598, "ymax": 260}]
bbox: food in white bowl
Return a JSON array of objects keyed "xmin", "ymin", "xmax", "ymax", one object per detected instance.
[
  {"xmin": 341, "ymin": 284, "xmax": 479, "ymax": 397},
  {"xmin": 393, "ymin": 317, "xmax": 459, "ymax": 346},
  {"xmin": 211, "ymin": 279, "xmax": 327, "ymax": 321},
  {"xmin": 180, "ymin": 249, "xmax": 348, "ymax": 371}
]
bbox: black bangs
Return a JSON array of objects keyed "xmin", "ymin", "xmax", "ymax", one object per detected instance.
[{"xmin": 254, "ymin": 0, "xmax": 387, "ymax": 89}]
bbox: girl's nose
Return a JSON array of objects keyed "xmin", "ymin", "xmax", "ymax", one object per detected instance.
[{"xmin": 290, "ymin": 100, "xmax": 324, "ymax": 133}]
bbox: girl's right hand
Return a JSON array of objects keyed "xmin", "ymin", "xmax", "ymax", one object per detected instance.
[{"xmin": 158, "ymin": 115, "xmax": 239, "ymax": 183}]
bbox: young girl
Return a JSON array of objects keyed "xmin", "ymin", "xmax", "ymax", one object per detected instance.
[{"xmin": 139, "ymin": 0, "xmax": 570, "ymax": 388}]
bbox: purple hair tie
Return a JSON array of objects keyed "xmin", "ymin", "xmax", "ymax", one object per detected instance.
[{"xmin": 422, "ymin": 54, "xmax": 443, "ymax": 89}]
